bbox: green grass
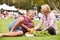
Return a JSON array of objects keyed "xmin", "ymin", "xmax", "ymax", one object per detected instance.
[{"xmin": 0, "ymin": 18, "xmax": 60, "ymax": 40}]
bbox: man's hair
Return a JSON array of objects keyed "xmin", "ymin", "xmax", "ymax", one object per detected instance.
[{"xmin": 26, "ymin": 10, "xmax": 34, "ymax": 16}]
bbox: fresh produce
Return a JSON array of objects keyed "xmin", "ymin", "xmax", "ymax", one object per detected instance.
[{"xmin": 34, "ymin": 31, "xmax": 51, "ymax": 36}]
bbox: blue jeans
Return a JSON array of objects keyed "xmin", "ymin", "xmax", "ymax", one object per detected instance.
[{"xmin": 8, "ymin": 19, "xmax": 22, "ymax": 32}]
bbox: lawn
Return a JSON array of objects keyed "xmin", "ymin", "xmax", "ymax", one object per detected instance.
[{"xmin": 0, "ymin": 18, "xmax": 60, "ymax": 40}]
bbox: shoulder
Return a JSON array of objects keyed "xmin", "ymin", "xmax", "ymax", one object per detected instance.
[
  {"xmin": 49, "ymin": 12, "xmax": 55, "ymax": 17},
  {"xmin": 49, "ymin": 12, "xmax": 56, "ymax": 19},
  {"xmin": 49, "ymin": 12, "xmax": 55, "ymax": 16},
  {"xmin": 18, "ymin": 15, "xmax": 25, "ymax": 21}
]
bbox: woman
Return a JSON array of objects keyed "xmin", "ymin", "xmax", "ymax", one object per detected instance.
[
  {"xmin": 0, "ymin": 10, "xmax": 34, "ymax": 37},
  {"xmin": 35, "ymin": 4, "xmax": 58, "ymax": 35}
]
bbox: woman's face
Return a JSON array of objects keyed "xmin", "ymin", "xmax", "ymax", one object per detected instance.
[
  {"xmin": 28, "ymin": 11, "xmax": 34, "ymax": 19},
  {"xmin": 41, "ymin": 7, "xmax": 48, "ymax": 15}
]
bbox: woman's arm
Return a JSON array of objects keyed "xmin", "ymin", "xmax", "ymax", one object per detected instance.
[
  {"xmin": 10, "ymin": 17, "xmax": 24, "ymax": 32},
  {"xmin": 35, "ymin": 16, "xmax": 43, "ymax": 31}
]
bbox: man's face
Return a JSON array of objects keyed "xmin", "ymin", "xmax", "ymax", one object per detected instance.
[{"xmin": 28, "ymin": 11, "xmax": 34, "ymax": 19}]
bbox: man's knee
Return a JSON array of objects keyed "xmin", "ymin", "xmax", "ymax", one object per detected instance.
[
  {"xmin": 8, "ymin": 26, "xmax": 12, "ymax": 31},
  {"xmin": 8, "ymin": 19, "xmax": 17, "ymax": 31}
]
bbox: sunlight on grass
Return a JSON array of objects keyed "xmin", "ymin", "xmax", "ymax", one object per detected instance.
[{"xmin": 0, "ymin": 18, "xmax": 60, "ymax": 40}]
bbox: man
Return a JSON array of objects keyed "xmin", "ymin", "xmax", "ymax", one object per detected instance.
[{"xmin": 0, "ymin": 10, "xmax": 34, "ymax": 37}]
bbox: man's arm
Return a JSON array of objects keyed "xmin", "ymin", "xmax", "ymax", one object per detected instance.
[
  {"xmin": 10, "ymin": 17, "xmax": 24, "ymax": 32},
  {"xmin": 21, "ymin": 24, "xmax": 30, "ymax": 31},
  {"xmin": 34, "ymin": 16, "xmax": 43, "ymax": 31}
]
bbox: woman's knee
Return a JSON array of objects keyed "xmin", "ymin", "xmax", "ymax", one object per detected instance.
[{"xmin": 47, "ymin": 27, "xmax": 56, "ymax": 35}]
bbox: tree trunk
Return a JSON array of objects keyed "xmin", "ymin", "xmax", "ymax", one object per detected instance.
[{"xmin": 48, "ymin": 0, "xmax": 59, "ymax": 11}]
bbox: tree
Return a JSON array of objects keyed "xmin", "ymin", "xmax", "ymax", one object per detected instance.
[
  {"xmin": 0, "ymin": 0, "xmax": 5, "ymax": 4},
  {"xmin": 47, "ymin": 0, "xmax": 60, "ymax": 10},
  {"xmin": 0, "ymin": 0, "xmax": 60, "ymax": 10}
]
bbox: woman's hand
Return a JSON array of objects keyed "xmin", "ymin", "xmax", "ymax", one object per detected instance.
[
  {"xmin": 34, "ymin": 28, "xmax": 37, "ymax": 31},
  {"xmin": 42, "ymin": 29, "xmax": 46, "ymax": 32},
  {"xmin": 42, "ymin": 30, "xmax": 45, "ymax": 32}
]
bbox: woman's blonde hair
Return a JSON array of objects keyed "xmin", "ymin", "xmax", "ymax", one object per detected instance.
[{"xmin": 41, "ymin": 4, "xmax": 51, "ymax": 13}]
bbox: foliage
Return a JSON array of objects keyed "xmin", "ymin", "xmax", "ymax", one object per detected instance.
[
  {"xmin": 34, "ymin": 31, "xmax": 51, "ymax": 36},
  {"xmin": 0, "ymin": 0, "xmax": 60, "ymax": 10}
]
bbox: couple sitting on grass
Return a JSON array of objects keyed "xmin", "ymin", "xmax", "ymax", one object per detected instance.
[{"xmin": 0, "ymin": 4, "xmax": 58, "ymax": 37}]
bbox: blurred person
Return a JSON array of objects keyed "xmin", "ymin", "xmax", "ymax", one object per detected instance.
[
  {"xmin": 0, "ymin": 10, "xmax": 34, "ymax": 37},
  {"xmin": 4, "ymin": 10, "xmax": 8, "ymax": 20},
  {"xmin": 0, "ymin": 14, "xmax": 3, "ymax": 19},
  {"xmin": 35, "ymin": 4, "xmax": 58, "ymax": 35},
  {"xmin": 38, "ymin": 12, "xmax": 42, "ymax": 19}
]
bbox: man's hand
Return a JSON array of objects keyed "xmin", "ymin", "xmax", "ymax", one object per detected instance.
[
  {"xmin": 29, "ymin": 28, "xmax": 34, "ymax": 34},
  {"xmin": 27, "ymin": 28, "xmax": 30, "ymax": 32}
]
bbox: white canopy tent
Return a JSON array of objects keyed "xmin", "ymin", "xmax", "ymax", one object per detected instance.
[
  {"xmin": 0, "ymin": 3, "xmax": 10, "ymax": 10},
  {"xmin": 0, "ymin": 5, "xmax": 2, "ymax": 9},
  {"xmin": 0, "ymin": 3, "xmax": 17, "ymax": 11},
  {"xmin": 8, "ymin": 6, "xmax": 17, "ymax": 10}
]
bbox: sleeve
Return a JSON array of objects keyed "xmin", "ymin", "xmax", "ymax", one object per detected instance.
[
  {"xmin": 49, "ymin": 13, "xmax": 59, "ymax": 34},
  {"xmin": 49, "ymin": 13, "xmax": 56, "ymax": 27}
]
